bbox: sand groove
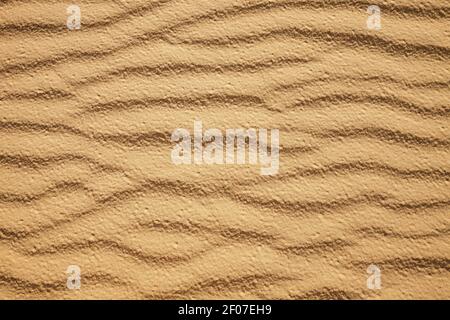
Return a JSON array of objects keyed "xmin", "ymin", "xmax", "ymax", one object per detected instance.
[{"xmin": 0, "ymin": 0, "xmax": 449, "ymax": 299}]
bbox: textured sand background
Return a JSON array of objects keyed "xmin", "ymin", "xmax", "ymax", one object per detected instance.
[{"xmin": 0, "ymin": 0, "xmax": 449, "ymax": 299}]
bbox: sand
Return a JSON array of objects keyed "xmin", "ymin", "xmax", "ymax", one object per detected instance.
[{"xmin": 0, "ymin": 0, "xmax": 449, "ymax": 299}]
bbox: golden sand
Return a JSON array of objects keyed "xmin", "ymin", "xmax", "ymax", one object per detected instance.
[{"xmin": 0, "ymin": 0, "xmax": 449, "ymax": 299}]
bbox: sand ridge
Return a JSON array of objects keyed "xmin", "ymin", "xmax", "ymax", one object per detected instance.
[{"xmin": 0, "ymin": 0, "xmax": 449, "ymax": 299}]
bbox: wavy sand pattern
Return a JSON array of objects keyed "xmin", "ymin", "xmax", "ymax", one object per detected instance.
[{"xmin": 0, "ymin": 0, "xmax": 449, "ymax": 299}]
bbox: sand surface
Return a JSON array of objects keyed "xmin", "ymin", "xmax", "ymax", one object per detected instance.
[{"xmin": 0, "ymin": 0, "xmax": 449, "ymax": 299}]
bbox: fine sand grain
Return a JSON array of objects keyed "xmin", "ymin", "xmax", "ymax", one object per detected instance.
[{"xmin": 0, "ymin": 0, "xmax": 449, "ymax": 299}]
